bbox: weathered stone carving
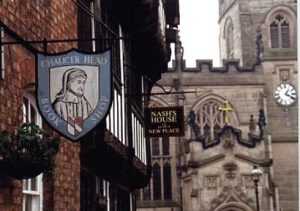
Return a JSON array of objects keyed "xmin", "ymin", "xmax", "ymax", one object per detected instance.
[
  {"xmin": 206, "ymin": 176, "xmax": 219, "ymax": 190},
  {"xmin": 223, "ymin": 162, "xmax": 238, "ymax": 179}
]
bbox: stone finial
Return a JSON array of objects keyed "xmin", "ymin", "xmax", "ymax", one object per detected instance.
[
  {"xmin": 175, "ymin": 32, "xmax": 183, "ymax": 71},
  {"xmin": 249, "ymin": 114, "xmax": 256, "ymax": 132}
]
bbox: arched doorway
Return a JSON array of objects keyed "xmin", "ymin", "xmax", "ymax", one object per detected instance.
[{"xmin": 215, "ymin": 202, "xmax": 253, "ymax": 211}]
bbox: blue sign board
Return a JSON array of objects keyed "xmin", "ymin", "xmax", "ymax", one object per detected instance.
[{"xmin": 36, "ymin": 50, "xmax": 112, "ymax": 141}]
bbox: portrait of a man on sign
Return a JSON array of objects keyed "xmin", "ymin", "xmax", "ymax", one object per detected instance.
[
  {"xmin": 37, "ymin": 50, "xmax": 112, "ymax": 142},
  {"xmin": 52, "ymin": 67, "xmax": 95, "ymax": 135}
]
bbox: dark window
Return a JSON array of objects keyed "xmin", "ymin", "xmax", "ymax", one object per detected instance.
[
  {"xmin": 213, "ymin": 124, "xmax": 221, "ymax": 139},
  {"xmin": 162, "ymin": 137, "xmax": 170, "ymax": 155},
  {"xmin": 131, "ymin": 72, "xmax": 143, "ymax": 108},
  {"xmin": 30, "ymin": 104, "xmax": 36, "ymax": 124},
  {"xmin": 270, "ymin": 14, "xmax": 291, "ymax": 48},
  {"xmin": 153, "ymin": 163, "xmax": 162, "ymax": 200},
  {"xmin": 270, "ymin": 21, "xmax": 279, "ymax": 48},
  {"xmin": 81, "ymin": 171, "xmax": 107, "ymax": 211},
  {"xmin": 204, "ymin": 124, "xmax": 210, "ymax": 138},
  {"xmin": 142, "ymin": 186, "xmax": 150, "ymax": 200},
  {"xmin": 116, "ymin": 188, "xmax": 130, "ymax": 211},
  {"xmin": 135, "ymin": 190, "xmax": 141, "ymax": 201},
  {"xmin": 281, "ymin": 21, "xmax": 290, "ymax": 48},
  {"xmin": 152, "ymin": 137, "xmax": 160, "ymax": 156},
  {"xmin": 163, "ymin": 163, "xmax": 172, "ymax": 200},
  {"xmin": 81, "ymin": 171, "xmax": 96, "ymax": 211}
]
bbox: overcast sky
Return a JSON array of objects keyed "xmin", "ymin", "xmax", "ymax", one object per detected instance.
[{"xmin": 178, "ymin": 1, "xmax": 220, "ymax": 67}]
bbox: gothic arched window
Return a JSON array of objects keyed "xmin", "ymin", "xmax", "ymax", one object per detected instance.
[
  {"xmin": 151, "ymin": 137, "xmax": 160, "ymax": 156},
  {"xmin": 224, "ymin": 18, "xmax": 234, "ymax": 59},
  {"xmin": 163, "ymin": 163, "xmax": 172, "ymax": 200},
  {"xmin": 194, "ymin": 98, "xmax": 237, "ymax": 142},
  {"xmin": 153, "ymin": 163, "xmax": 162, "ymax": 200},
  {"xmin": 142, "ymin": 186, "xmax": 150, "ymax": 200},
  {"xmin": 162, "ymin": 137, "xmax": 170, "ymax": 155},
  {"xmin": 226, "ymin": 22, "xmax": 234, "ymax": 59},
  {"xmin": 196, "ymin": 99, "xmax": 224, "ymax": 140},
  {"xmin": 270, "ymin": 14, "xmax": 290, "ymax": 48},
  {"xmin": 148, "ymin": 136, "xmax": 173, "ymax": 201}
]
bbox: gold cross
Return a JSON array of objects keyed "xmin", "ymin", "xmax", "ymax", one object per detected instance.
[{"xmin": 219, "ymin": 101, "xmax": 233, "ymax": 125}]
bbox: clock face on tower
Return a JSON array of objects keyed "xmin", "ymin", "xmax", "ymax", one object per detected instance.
[{"xmin": 274, "ymin": 83, "xmax": 297, "ymax": 106}]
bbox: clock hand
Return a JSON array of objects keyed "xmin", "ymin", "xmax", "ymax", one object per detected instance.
[
  {"xmin": 284, "ymin": 89, "xmax": 293, "ymax": 98},
  {"xmin": 284, "ymin": 90, "xmax": 295, "ymax": 99},
  {"xmin": 287, "ymin": 94, "xmax": 295, "ymax": 100},
  {"xmin": 285, "ymin": 90, "xmax": 289, "ymax": 95}
]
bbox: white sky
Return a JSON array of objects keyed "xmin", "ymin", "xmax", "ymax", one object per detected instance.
[{"xmin": 177, "ymin": 1, "xmax": 220, "ymax": 67}]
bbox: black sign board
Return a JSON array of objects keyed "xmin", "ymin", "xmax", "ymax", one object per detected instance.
[{"xmin": 144, "ymin": 106, "xmax": 185, "ymax": 137}]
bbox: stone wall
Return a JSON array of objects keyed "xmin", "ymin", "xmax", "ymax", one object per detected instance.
[
  {"xmin": 272, "ymin": 142, "xmax": 298, "ymax": 211},
  {"xmin": 262, "ymin": 61, "xmax": 298, "ymax": 141},
  {"xmin": 219, "ymin": 0, "xmax": 297, "ymax": 66},
  {"xmin": 154, "ymin": 50, "xmax": 298, "ymax": 209}
]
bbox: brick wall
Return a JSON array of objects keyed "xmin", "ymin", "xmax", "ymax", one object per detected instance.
[
  {"xmin": 53, "ymin": 141, "xmax": 81, "ymax": 211},
  {"xmin": 0, "ymin": 0, "xmax": 80, "ymax": 210},
  {"xmin": 0, "ymin": 177, "xmax": 22, "ymax": 211},
  {"xmin": 0, "ymin": 0, "xmax": 77, "ymax": 51}
]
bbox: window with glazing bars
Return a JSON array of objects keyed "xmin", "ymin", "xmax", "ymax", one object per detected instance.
[
  {"xmin": 270, "ymin": 14, "xmax": 290, "ymax": 48},
  {"xmin": 22, "ymin": 96, "xmax": 43, "ymax": 211}
]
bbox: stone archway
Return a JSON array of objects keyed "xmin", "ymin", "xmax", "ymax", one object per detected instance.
[
  {"xmin": 210, "ymin": 187, "xmax": 255, "ymax": 211},
  {"xmin": 215, "ymin": 202, "xmax": 253, "ymax": 211}
]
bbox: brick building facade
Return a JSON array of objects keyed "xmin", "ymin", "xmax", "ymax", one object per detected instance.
[
  {"xmin": 0, "ymin": 0, "xmax": 180, "ymax": 211},
  {"xmin": 0, "ymin": 1, "xmax": 79, "ymax": 210}
]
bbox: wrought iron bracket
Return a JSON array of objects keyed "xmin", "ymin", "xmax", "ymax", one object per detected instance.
[{"xmin": 0, "ymin": 24, "xmax": 126, "ymax": 78}]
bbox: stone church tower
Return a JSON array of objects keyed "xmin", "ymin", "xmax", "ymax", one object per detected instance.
[
  {"xmin": 218, "ymin": 1, "xmax": 298, "ymax": 210},
  {"xmin": 137, "ymin": 1, "xmax": 297, "ymax": 211}
]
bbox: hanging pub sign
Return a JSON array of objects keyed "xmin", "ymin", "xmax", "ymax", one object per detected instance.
[
  {"xmin": 144, "ymin": 106, "xmax": 185, "ymax": 137},
  {"xmin": 36, "ymin": 49, "xmax": 112, "ymax": 142}
]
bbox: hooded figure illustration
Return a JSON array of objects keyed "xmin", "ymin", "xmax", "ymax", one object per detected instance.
[{"xmin": 53, "ymin": 68, "xmax": 94, "ymax": 135}]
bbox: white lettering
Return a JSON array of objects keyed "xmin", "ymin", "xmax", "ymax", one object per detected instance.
[
  {"xmin": 43, "ymin": 104, "xmax": 51, "ymax": 113},
  {"xmin": 40, "ymin": 98, "xmax": 49, "ymax": 104},
  {"xmin": 40, "ymin": 56, "xmax": 81, "ymax": 68},
  {"xmin": 40, "ymin": 55, "xmax": 107, "ymax": 68},
  {"xmin": 40, "ymin": 98, "xmax": 62, "ymax": 126},
  {"xmin": 84, "ymin": 55, "xmax": 107, "ymax": 65},
  {"xmin": 90, "ymin": 96, "xmax": 110, "ymax": 123},
  {"xmin": 48, "ymin": 113, "xmax": 56, "ymax": 121}
]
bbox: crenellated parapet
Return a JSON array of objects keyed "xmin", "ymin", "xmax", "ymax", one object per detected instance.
[{"xmin": 170, "ymin": 58, "xmax": 261, "ymax": 73}]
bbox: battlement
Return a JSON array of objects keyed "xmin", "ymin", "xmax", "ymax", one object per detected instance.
[{"xmin": 169, "ymin": 57, "xmax": 261, "ymax": 73}]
